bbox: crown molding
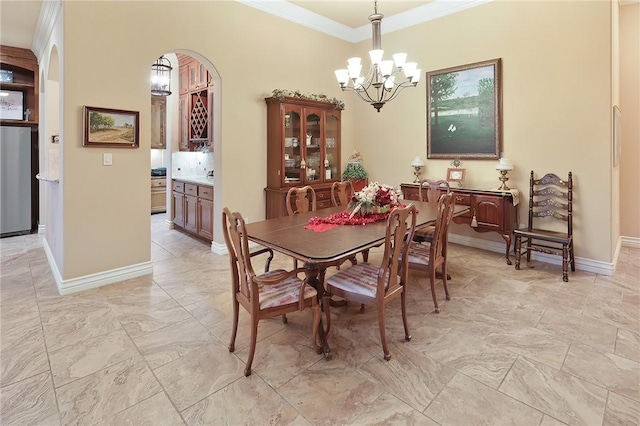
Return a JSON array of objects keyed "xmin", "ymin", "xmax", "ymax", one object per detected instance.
[
  {"xmin": 237, "ymin": 0, "xmax": 492, "ymax": 43},
  {"xmin": 31, "ymin": 0, "xmax": 62, "ymax": 61}
]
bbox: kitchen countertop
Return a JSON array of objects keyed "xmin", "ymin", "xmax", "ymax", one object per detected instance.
[{"xmin": 172, "ymin": 175, "xmax": 214, "ymax": 186}]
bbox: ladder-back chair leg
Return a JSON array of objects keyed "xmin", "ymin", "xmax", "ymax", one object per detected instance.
[
  {"xmin": 562, "ymin": 245, "xmax": 569, "ymax": 282},
  {"xmin": 570, "ymin": 244, "xmax": 576, "ymax": 272},
  {"xmin": 514, "ymin": 236, "xmax": 522, "ymax": 270}
]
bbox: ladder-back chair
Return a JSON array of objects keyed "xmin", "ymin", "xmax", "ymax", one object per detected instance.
[{"xmin": 514, "ymin": 171, "xmax": 575, "ymax": 282}]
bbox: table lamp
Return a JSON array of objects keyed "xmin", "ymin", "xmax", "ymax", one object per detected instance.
[
  {"xmin": 411, "ymin": 156, "xmax": 425, "ymax": 183},
  {"xmin": 495, "ymin": 158, "xmax": 514, "ymax": 190}
]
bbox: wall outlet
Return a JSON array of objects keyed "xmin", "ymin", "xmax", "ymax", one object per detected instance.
[
  {"xmin": 243, "ymin": 217, "xmax": 249, "ymax": 224},
  {"xmin": 103, "ymin": 153, "xmax": 112, "ymax": 166}
]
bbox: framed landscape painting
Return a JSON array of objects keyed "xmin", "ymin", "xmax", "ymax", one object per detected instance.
[
  {"xmin": 83, "ymin": 106, "xmax": 139, "ymax": 148},
  {"xmin": 427, "ymin": 58, "xmax": 502, "ymax": 159}
]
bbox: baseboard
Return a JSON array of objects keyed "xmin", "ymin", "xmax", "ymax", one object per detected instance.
[
  {"xmin": 42, "ymin": 238, "xmax": 152, "ymax": 295},
  {"xmin": 448, "ymin": 232, "xmax": 615, "ymax": 276},
  {"xmin": 621, "ymin": 236, "xmax": 640, "ymax": 249},
  {"xmin": 164, "ymin": 219, "xmax": 173, "ymax": 229},
  {"xmin": 38, "ymin": 224, "xmax": 45, "ymax": 234}
]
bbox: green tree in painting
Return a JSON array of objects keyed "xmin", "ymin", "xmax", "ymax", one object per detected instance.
[
  {"xmin": 477, "ymin": 77, "xmax": 495, "ymax": 127},
  {"xmin": 89, "ymin": 112, "xmax": 115, "ymax": 131},
  {"xmin": 430, "ymin": 73, "xmax": 457, "ymax": 137}
]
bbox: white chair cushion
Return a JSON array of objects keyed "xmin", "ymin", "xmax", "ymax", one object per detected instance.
[
  {"xmin": 257, "ymin": 270, "xmax": 317, "ymax": 309},
  {"xmin": 326, "ymin": 262, "xmax": 381, "ymax": 298},
  {"xmin": 407, "ymin": 241, "xmax": 431, "ymax": 267}
]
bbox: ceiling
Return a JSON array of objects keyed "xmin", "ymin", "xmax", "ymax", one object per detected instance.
[
  {"xmin": 0, "ymin": 0, "xmax": 431, "ymax": 51},
  {"xmin": 0, "ymin": 0, "xmax": 43, "ymax": 50},
  {"xmin": 2, "ymin": 0, "xmax": 638, "ymax": 53}
]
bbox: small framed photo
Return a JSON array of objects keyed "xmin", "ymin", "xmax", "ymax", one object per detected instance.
[
  {"xmin": 83, "ymin": 106, "xmax": 139, "ymax": 148},
  {"xmin": 446, "ymin": 168, "xmax": 466, "ymax": 183},
  {"xmin": 0, "ymin": 89, "xmax": 24, "ymax": 120}
]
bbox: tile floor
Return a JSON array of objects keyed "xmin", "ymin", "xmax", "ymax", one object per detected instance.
[{"xmin": 1, "ymin": 213, "xmax": 639, "ymax": 425}]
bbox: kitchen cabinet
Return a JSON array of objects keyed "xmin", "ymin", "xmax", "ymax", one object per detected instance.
[
  {"xmin": 151, "ymin": 177, "xmax": 166, "ymax": 214},
  {"xmin": 150, "ymin": 96, "xmax": 166, "ymax": 149},
  {"xmin": 264, "ymin": 96, "xmax": 342, "ymax": 218},
  {"xmin": 0, "ymin": 46, "xmax": 39, "ymax": 125},
  {"xmin": 178, "ymin": 55, "xmax": 212, "ymax": 152},
  {"xmin": 172, "ymin": 178, "xmax": 213, "ymax": 242},
  {"xmin": 401, "ymin": 183, "xmax": 518, "ymax": 264}
]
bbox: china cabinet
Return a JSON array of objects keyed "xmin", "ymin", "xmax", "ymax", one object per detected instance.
[
  {"xmin": 264, "ymin": 96, "xmax": 342, "ymax": 218},
  {"xmin": 178, "ymin": 55, "xmax": 211, "ymax": 152}
]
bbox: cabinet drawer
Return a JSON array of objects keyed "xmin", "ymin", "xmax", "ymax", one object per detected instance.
[
  {"xmin": 184, "ymin": 184, "xmax": 198, "ymax": 196},
  {"xmin": 317, "ymin": 200, "xmax": 332, "ymax": 210},
  {"xmin": 173, "ymin": 181, "xmax": 185, "ymax": 193},
  {"xmin": 199, "ymin": 185, "xmax": 213, "ymax": 200},
  {"xmin": 453, "ymin": 193, "xmax": 471, "ymax": 206},
  {"xmin": 316, "ymin": 189, "xmax": 330, "ymax": 202},
  {"xmin": 152, "ymin": 178, "xmax": 166, "ymax": 188}
]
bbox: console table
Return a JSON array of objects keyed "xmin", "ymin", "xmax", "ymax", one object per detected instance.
[{"xmin": 401, "ymin": 183, "xmax": 519, "ymax": 264}]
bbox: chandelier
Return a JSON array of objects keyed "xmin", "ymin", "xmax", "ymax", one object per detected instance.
[
  {"xmin": 334, "ymin": 1, "xmax": 421, "ymax": 112},
  {"xmin": 151, "ymin": 56, "xmax": 172, "ymax": 96}
]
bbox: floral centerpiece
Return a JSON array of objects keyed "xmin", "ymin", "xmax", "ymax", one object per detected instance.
[
  {"xmin": 306, "ymin": 181, "xmax": 403, "ymax": 230},
  {"xmin": 348, "ymin": 182, "xmax": 400, "ymax": 218}
]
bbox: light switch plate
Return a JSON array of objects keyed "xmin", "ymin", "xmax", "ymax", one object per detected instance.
[{"xmin": 103, "ymin": 153, "xmax": 112, "ymax": 166}]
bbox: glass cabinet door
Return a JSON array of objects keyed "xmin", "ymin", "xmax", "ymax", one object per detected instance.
[
  {"xmin": 283, "ymin": 106, "xmax": 302, "ymax": 185},
  {"xmin": 324, "ymin": 112, "xmax": 340, "ymax": 181},
  {"xmin": 304, "ymin": 109, "xmax": 322, "ymax": 184}
]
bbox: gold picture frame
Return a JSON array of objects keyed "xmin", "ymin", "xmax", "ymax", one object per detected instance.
[
  {"xmin": 446, "ymin": 168, "xmax": 466, "ymax": 183},
  {"xmin": 427, "ymin": 58, "xmax": 502, "ymax": 159}
]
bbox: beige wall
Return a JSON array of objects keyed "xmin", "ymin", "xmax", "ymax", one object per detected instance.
[
  {"xmin": 59, "ymin": 1, "xmax": 354, "ymax": 279},
  {"xmin": 353, "ymin": 0, "xmax": 613, "ymax": 262},
  {"xmin": 620, "ymin": 3, "xmax": 640, "ymax": 238},
  {"xmin": 53, "ymin": 0, "xmax": 617, "ymax": 281}
]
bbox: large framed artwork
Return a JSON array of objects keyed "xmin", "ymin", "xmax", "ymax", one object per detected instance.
[
  {"xmin": 427, "ymin": 58, "xmax": 502, "ymax": 159},
  {"xmin": 83, "ymin": 106, "xmax": 139, "ymax": 148}
]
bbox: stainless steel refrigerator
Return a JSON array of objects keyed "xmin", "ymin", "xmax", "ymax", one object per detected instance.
[{"xmin": 1, "ymin": 125, "xmax": 32, "ymax": 236}]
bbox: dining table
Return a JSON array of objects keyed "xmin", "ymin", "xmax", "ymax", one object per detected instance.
[{"xmin": 244, "ymin": 200, "xmax": 469, "ymax": 359}]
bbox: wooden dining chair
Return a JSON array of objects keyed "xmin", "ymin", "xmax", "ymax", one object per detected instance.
[
  {"xmin": 405, "ymin": 192, "xmax": 455, "ymax": 313},
  {"xmin": 514, "ymin": 171, "xmax": 575, "ymax": 282},
  {"xmin": 222, "ymin": 207, "xmax": 321, "ymax": 376},
  {"xmin": 286, "ymin": 185, "xmax": 317, "ymax": 216},
  {"xmin": 413, "ymin": 179, "xmax": 451, "ymax": 244},
  {"xmin": 330, "ymin": 180, "xmax": 354, "ymax": 207},
  {"xmin": 323, "ymin": 204, "xmax": 417, "ymax": 361}
]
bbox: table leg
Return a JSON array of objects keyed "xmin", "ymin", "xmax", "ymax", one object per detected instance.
[{"xmin": 304, "ymin": 263, "xmax": 332, "ymax": 360}]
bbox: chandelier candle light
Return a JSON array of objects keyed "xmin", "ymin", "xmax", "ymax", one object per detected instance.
[
  {"xmin": 411, "ymin": 156, "xmax": 425, "ymax": 183},
  {"xmin": 334, "ymin": 1, "xmax": 421, "ymax": 112},
  {"xmin": 495, "ymin": 158, "xmax": 514, "ymax": 190}
]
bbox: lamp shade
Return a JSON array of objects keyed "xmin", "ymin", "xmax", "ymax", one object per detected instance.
[
  {"xmin": 411, "ymin": 156, "xmax": 425, "ymax": 167},
  {"xmin": 495, "ymin": 158, "xmax": 513, "ymax": 171}
]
